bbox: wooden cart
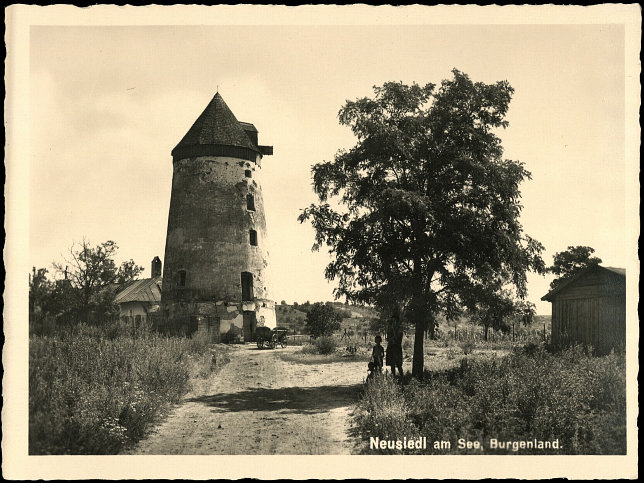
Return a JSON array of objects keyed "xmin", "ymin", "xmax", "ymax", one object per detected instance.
[{"xmin": 255, "ymin": 326, "xmax": 289, "ymax": 349}]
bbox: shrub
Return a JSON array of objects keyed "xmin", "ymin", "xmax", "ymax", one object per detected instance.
[
  {"xmin": 29, "ymin": 324, "xmax": 223, "ymax": 454},
  {"xmin": 355, "ymin": 376, "xmax": 420, "ymax": 454},
  {"xmin": 314, "ymin": 335, "xmax": 338, "ymax": 355},
  {"xmin": 300, "ymin": 343, "xmax": 319, "ymax": 355},
  {"xmin": 354, "ymin": 345, "xmax": 625, "ymax": 455}
]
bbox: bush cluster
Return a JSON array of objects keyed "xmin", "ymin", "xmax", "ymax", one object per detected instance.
[
  {"xmin": 297, "ymin": 335, "xmax": 340, "ymax": 356},
  {"xmin": 355, "ymin": 345, "xmax": 626, "ymax": 455},
  {"xmin": 29, "ymin": 322, "xmax": 220, "ymax": 454},
  {"xmin": 314, "ymin": 335, "xmax": 338, "ymax": 354}
]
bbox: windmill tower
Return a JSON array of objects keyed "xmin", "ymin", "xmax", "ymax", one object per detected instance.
[{"xmin": 161, "ymin": 92, "xmax": 276, "ymax": 341}]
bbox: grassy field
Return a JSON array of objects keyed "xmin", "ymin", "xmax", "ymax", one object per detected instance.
[
  {"xmin": 29, "ymin": 322, "xmax": 229, "ymax": 455},
  {"xmin": 354, "ymin": 343, "xmax": 626, "ymax": 455}
]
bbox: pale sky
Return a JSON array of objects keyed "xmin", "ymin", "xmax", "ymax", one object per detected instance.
[{"xmin": 25, "ymin": 18, "xmax": 630, "ymax": 315}]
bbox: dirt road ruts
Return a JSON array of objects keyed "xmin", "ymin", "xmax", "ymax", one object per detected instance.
[{"xmin": 129, "ymin": 344, "xmax": 367, "ymax": 455}]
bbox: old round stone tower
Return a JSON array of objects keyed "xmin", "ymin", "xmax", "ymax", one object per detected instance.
[{"xmin": 161, "ymin": 92, "xmax": 276, "ymax": 341}]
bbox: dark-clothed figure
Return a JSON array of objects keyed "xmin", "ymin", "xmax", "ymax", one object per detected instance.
[
  {"xmin": 386, "ymin": 329, "xmax": 404, "ymax": 378},
  {"xmin": 372, "ymin": 335, "xmax": 384, "ymax": 373}
]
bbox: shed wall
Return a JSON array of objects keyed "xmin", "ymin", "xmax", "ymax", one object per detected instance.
[{"xmin": 551, "ymin": 293, "xmax": 625, "ymax": 354}]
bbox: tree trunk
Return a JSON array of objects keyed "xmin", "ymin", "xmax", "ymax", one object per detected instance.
[
  {"xmin": 410, "ymin": 225, "xmax": 428, "ymax": 379},
  {"xmin": 412, "ymin": 316, "xmax": 425, "ymax": 378},
  {"xmin": 484, "ymin": 324, "xmax": 489, "ymax": 341}
]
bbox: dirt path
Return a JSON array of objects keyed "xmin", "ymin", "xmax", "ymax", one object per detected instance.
[{"xmin": 129, "ymin": 344, "xmax": 367, "ymax": 455}]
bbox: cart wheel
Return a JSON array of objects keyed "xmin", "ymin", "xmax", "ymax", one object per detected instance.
[{"xmin": 280, "ymin": 337, "xmax": 288, "ymax": 348}]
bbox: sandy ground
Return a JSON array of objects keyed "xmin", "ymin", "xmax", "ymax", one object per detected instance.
[{"xmin": 129, "ymin": 344, "xmax": 368, "ymax": 455}]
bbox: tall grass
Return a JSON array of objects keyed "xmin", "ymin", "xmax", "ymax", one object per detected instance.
[
  {"xmin": 355, "ymin": 344, "xmax": 626, "ymax": 455},
  {"xmin": 29, "ymin": 322, "xmax": 225, "ymax": 454}
]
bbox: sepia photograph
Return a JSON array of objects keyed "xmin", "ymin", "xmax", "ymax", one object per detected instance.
[{"xmin": 4, "ymin": 4, "xmax": 640, "ymax": 480}]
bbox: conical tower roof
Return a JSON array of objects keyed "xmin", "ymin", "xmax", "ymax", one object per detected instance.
[{"xmin": 172, "ymin": 92, "xmax": 260, "ymax": 161}]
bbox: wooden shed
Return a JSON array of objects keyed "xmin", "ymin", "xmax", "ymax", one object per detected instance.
[{"xmin": 541, "ymin": 266, "xmax": 625, "ymax": 354}]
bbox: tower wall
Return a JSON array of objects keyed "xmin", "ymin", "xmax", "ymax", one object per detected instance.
[
  {"xmin": 161, "ymin": 154, "xmax": 276, "ymax": 337},
  {"xmin": 160, "ymin": 92, "xmax": 276, "ymax": 341}
]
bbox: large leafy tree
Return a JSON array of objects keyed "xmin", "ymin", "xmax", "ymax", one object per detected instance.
[
  {"xmin": 299, "ymin": 70, "xmax": 545, "ymax": 377},
  {"xmin": 304, "ymin": 302, "xmax": 343, "ymax": 338},
  {"xmin": 547, "ymin": 245, "xmax": 602, "ymax": 290},
  {"xmin": 52, "ymin": 239, "xmax": 144, "ymax": 323}
]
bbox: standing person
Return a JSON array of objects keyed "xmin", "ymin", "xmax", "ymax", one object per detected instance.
[
  {"xmin": 386, "ymin": 328, "xmax": 404, "ymax": 378},
  {"xmin": 372, "ymin": 335, "xmax": 384, "ymax": 374}
]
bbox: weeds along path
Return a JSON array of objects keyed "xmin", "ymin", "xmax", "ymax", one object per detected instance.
[{"xmin": 129, "ymin": 344, "xmax": 366, "ymax": 455}]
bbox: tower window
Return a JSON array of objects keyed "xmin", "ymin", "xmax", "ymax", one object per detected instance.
[
  {"xmin": 245, "ymin": 169, "xmax": 252, "ymax": 178},
  {"xmin": 241, "ymin": 272, "xmax": 254, "ymax": 301},
  {"xmin": 246, "ymin": 194, "xmax": 255, "ymax": 211},
  {"xmin": 178, "ymin": 269, "xmax": 187, "ymax": 287},
  {"xmin": 249, "ymin": 229, "xmax": 258, "ymax": 246}
]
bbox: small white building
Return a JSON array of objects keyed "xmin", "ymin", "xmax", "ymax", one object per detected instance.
[{"xmin": 114, "ymin": 257, "xmax": 162, "ymax": 323}]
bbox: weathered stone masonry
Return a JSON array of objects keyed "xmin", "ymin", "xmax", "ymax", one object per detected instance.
[{"xmin": 161, "ymin": 92, "xmax": 276, "ymax": 341}]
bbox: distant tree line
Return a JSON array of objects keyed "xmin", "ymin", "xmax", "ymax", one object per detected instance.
[{"xmin": 281, "ymin": 300, "xmax": 353, "ymax": 319}]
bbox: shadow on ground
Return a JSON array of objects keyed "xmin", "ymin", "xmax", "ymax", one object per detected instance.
[{"xmin": 188, "ymin": 384, "xmax": 362, "ymax": 414}]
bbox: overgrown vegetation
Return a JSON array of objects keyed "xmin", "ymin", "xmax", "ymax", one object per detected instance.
[
  {"xmin": 29, "ymin": 239, "xmax": 143, "ymax": 325},
  {"xmin": 29, "ymin": 321, "xmax": 228, "ymax": 454},
  {"xmin": 313, "ymin": 335, "xmax": 338, "ymax": 354},
  {"xmin": 355, "ymin": 345, "xmax": 625, "ymax": 455}
]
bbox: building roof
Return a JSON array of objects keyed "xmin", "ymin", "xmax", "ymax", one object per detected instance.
[
  {"xmin": 541, "ymin": 265, "xmax": 626, "ymax": 302},
  {"xmin": 603, "ymin": 267, "xmax": 626, "ymax": 277},
  {"xmin": 114, "ymin": 276, "xmax": 162, "ymax": 305},
  {"xmin": 239, "ymin": 121, "xmax": 258, "ymax": 132},
  {"xmin": 172, "ymin": 92, "xmax": 259, "ymax": 157}
]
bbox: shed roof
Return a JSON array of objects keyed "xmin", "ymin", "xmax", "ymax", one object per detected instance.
[
  {"xmin": 541, "ymin": 265, "xmax": 625, "ymax": 302},
  {"xmin": 114, "ymin": 276, "xmax": 162, "ymax": 304},
  {"xmin": 172, "ymin": 92, "xmax": 259, "ymax": 157},
  {"xmin": 603, "ymin": 267, "xmax": 626, "ymax": 277}
]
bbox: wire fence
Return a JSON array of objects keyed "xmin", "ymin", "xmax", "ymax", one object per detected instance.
[{"xmin": 439, "ymin": 324, "xmax": 550, "ymax": 345}]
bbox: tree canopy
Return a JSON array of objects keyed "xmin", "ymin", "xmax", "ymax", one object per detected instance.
[
  {"xmin": 469, "ymin": 296, "xmax": 536, "ymax": 341},
  {"xmin": 304, "ymin": 302, "xmax": 343, "ymax": 338},
  {"xmin": 30, "ymin": 239, "xmax": 144, "ymax": 324},
  {"xmin": 547, "ymin": 245, "xmax": 602, "ymax": 290},
  {"xmin": 299, "ymin": 70, "xmax": 545, "ymax": 377}
]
